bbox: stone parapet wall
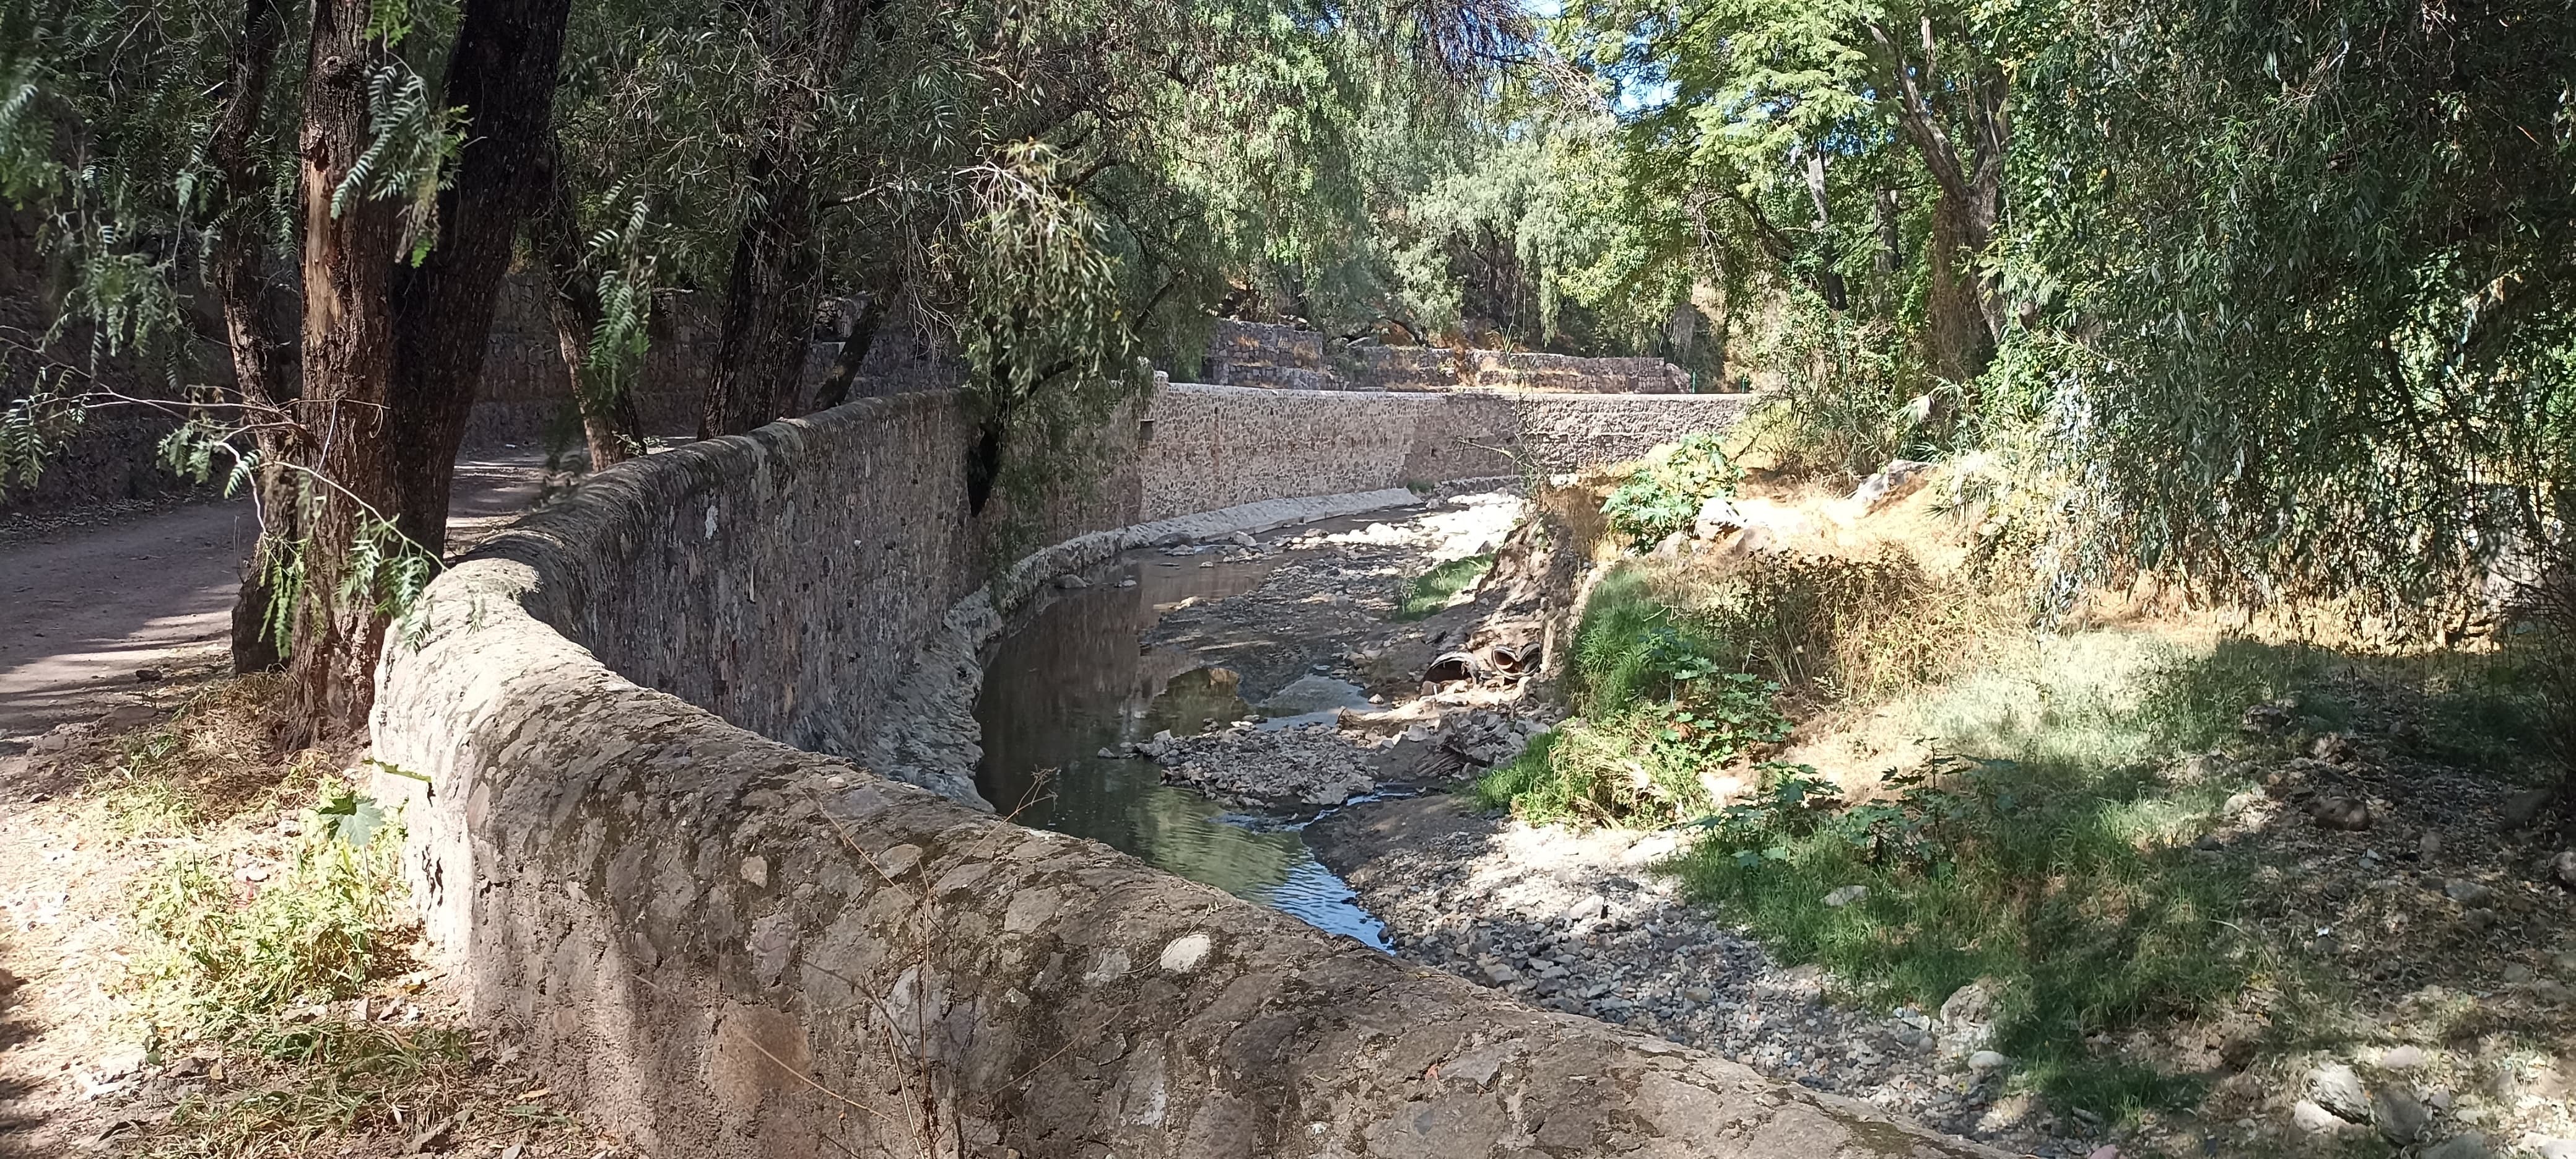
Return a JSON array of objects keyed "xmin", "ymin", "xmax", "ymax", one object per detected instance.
[
  {"xmin": 370, "ymin": 382, "xmax": 1998, "ymax": 1158},
  {"xmin": 1203, "ymin": 320, "xmax": 1702, "ymax": 396}
]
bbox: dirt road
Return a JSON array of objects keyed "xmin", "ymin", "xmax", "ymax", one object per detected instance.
[{"xmin": 0, "ymin": 455, "xmax": 559, "ymax": 743}]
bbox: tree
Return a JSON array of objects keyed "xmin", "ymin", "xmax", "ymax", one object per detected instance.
[
  {"xmin": 4, "ymin": 0, "xmax": 574, "ymax": 733},
  {"xmin": 2004, "ymin": 0, "xmax": 2576, "ymax": 625},
  {"xmin": 1564, "ymin": 0, "xmax": 2014, "ymax": 384}
]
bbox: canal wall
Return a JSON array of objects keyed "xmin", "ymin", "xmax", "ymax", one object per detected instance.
[{"xmin": 368, "ymin": 382, "xmax": 2003, "ymax": 1158}]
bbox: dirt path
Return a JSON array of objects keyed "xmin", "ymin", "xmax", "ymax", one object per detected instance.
[
  {"xmin": 0, "ymin": 455, "xmax": 559, "ymax": 744},
  {"xmin": 0, "ymin": 454, "xmax": 568, "ymax": 1156}
]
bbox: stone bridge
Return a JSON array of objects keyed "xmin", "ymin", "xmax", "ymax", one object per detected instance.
[{"xmin": 369, "ymin": 382, "xmax": 2004, "ymax": 1158}]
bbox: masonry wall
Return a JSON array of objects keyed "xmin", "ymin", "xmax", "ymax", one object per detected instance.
[
  {"xmin": 1204, "ymin": 320, "xmax": 1698, "ymax": 395},
  {"xmin": 370, "ymin": 383, "xmax": 1998, "ymax": 1159}
]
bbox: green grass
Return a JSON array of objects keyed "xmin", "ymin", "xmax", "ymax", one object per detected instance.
[
  {"xmin": 1674, "ymin": 632, "xmax": 2334, "ymax": 1117},
  {"xmin": 1393, "ymin": 553, "xmax": 1495, "ymax": 620},
  {"xmin": 132, "ymin": 788, "xmax": 409, "ymax": 1043}
]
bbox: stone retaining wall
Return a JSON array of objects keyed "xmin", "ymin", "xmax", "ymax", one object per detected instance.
[
  {"xmin": 1205, "ymin": 320, "xmax": 1697, "ymax": 395},
  {"xmin": 370, "ymin": 383, "xmax": 1999, "ymax": 1158}
]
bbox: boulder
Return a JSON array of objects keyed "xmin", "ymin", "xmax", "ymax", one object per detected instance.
[
  {"xmin": 1848, "ymin": 459, "xmax": 1935, "ymax": 510},
  {"xmin": 2307, "ymin": 1062, "xmax": 2370, "ymax": 1123},
  {"xmin": 1691, "ymin": 496, "xmax": 1744, "ymax": 540}
]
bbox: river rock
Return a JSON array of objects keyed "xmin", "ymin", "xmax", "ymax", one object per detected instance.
[
  {"xmin": 2420, "ymin": 1135, "xmax": 2494, "ymax": 1159},
  {"xmin": 2308, "ymin": 1062, "xmax": 2371, "ymax": 1122},
  {"xmin": 2373, "ymin": 1086, "xmax": 2433, "ymax": 1143},
  {"xmin": 2309, "ymin": 795, "xmax": 2373, "ymax": 831},
  {"xmin": 2503, "ymin": 787, "xmax": 2558, "ymax": 828},
  {"xmin": 2293, "ymin": 1100, "xmax": 2357, "ymax": 1135},
  {"xmin": 1967, "ymin": 1050, "xmax": 2011, "ymax": 1074},
  {"xmin": 2444, "ymin": 878, "xmax": 2496, "ymax": 907},
  {"xmin": 2551, "ymin": 851, "xmax": 2576, "ymax": 891},
  {"xmin": 2375, "ymin": 1044, "xmax": 2428, "ymax": 1071}
]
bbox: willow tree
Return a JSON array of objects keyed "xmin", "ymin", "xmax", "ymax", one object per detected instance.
[
  {"xmin": 2006, "ymin": 0, "xmax": 2576, "ymax": 626},
  {"xmin": 547, "ymin": 0, "xmax": 1528, "ymax": 504},
  {"xmin": 2, "ymin": 0, "xmax": 573, "ymax": 732}
]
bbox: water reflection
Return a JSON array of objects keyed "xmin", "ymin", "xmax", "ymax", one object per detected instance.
[{"xmin": 975, "ymin": 546, "xmax": 1391, "ymax": 950}]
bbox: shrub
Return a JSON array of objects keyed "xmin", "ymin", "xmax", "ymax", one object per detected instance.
[
  {"xmin": 1601, "ymin": 432, "xmax": 1741, "ymax": 549},
  {"xmin": 1479, "ymin": 571, "xmax": 1795, "ymax": 825}
]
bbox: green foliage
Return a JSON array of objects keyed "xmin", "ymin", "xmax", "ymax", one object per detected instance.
[
  {"xmin": 330, "ymin": 64, "xmax": 464, "ymax": 264},
  {"xmin": 1999, "ymin": 0, "xmax": 2576, "ymax": 623},
  {"xmin": 1479, "ymin": 567, "xmax": 1794, "ymax": 824},
  {"xmin": 132, "ymin": 790, "xmax": 409, "ymax": 1043},
  {"xmin": 1600, "ymin": 433, "xmax": 1740, "ymax": 548},
  {"xmin": 1393, "ymin": 552, "xmax": 1494, "ymax": 620},
  {"xmin": 1676, "ymin": 750, "xmax": 2249, "ymax": 1116}
]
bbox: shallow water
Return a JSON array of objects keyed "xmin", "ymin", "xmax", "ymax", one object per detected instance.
[{"xmin": 973, "ymin": 539, "xmax": 1391, "ymax": 950}]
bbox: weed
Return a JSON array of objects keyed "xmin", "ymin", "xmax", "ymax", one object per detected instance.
[
  {"xmin": 1393, "ymin": 553, "xmax": 1494, "ymax": 621},
  {"xmin": 1668, "ymin": 636, "xmax": 2329, "ymax": 1116},
  {"xmin": 1480, "ymin": 569, "xmax": 1795, "ymax": 824},
  {"xmin": 130, "ymin": 786, "xmax": 409, "ymax": 1043},
  {"xmin": 1601, "ymin": 433, "xmax": 1740, "ymax": 548},
  {"xmin": 85, "ymin": 675, "xmax": 322, "ymax": 838},
  {"xmin": 146, "ymin": 1021, "xmax": 477, "ymax": 1159}
]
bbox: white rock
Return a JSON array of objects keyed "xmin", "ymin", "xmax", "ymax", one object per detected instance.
[
  {"xmin": 1159, "ymin": 932, "xmax": 1214, "ymax": 974},
  {"xmin": 2292, "ymin": 1100, "xmax": 2356, "ymax": 1135},
  {"xmin": 2308, "ymin": 1062, "xmax": 2371, "ymax": 1122},
  {"xmin": 1563, "ymin": 895, "xmax": 1608, "ymax": 922},
  {"xmin": 1967, "ymin": 1050, "xmax": 2012, "ymax": 1074},
  {"xmin": 1822, "ymin": 885, "xmax": 1869, "ymax": 908}
]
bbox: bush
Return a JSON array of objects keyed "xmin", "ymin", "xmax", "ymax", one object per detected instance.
[
  {"xmin": 1479, "ymin": 569, "xmax": 1794, "ymax": 825},
  {"xmin": 1601, "ymin": 432, "xmax": 1741, "ymax": 549}
]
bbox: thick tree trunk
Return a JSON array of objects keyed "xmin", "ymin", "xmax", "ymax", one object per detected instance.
[
  {"xmin": 204, "ymin": 0, "xmax": 301, "ymax": 674},
  {"xmin": 1925, "ymin": 183, "xmax": 1994, "ymax": 383},
  {"xmin": 696, "ymin": 0, "xmax": 875, "ymax": 437},
  {"xmin": 1866, "ymin": 19, "xmax": 2009, "ymax": 385},
  {"xmin": 532, "ymin": 156, "xmax": 643, "ymax": 470},
  {"xmin": 387, "ymin": 0, "xmax": 575, "ymax": 555},
  {"xmin": 285, "ymin": 0, "xmax": 406, "ymax": 735}
]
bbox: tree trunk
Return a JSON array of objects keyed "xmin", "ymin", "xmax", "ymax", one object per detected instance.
[
  {"xmin": 810, "ymin": 283, "xmax": 898, "ymax": 413},
  {"xmin": 1866, "ymin": 19, "xmax": 2009, "ymax": 385},
  {"xmin": 1924, "ymin": 182, "xmax": 1993, "ymax": 383},
  {"xmin": 696, "ymin": 0, "xmax": 876, "ymax": 437},
  {"xmin": 1803, "ymin": 150, "xmax": 1848, "ymax": 312},
  {"xmin": 387, "ymin": 0, "xmax": 575, "ymax": 556},
  {"xmin": 205, "ymin": 0, "xmax": 301, "ymax": 674},
  {"xmin": 532, "ymin": 151, "xmax": 643, "ymax": 470},
  {"xmin": 286, "ymin": 0, "xmax": 406, "ymax": 735}
]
